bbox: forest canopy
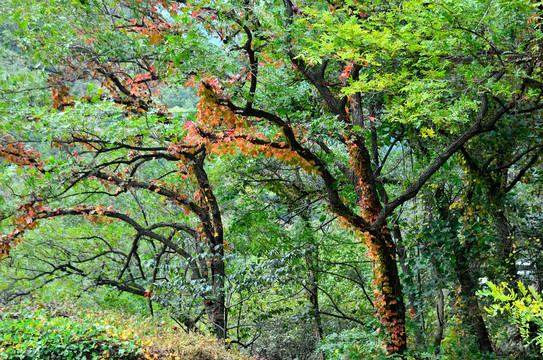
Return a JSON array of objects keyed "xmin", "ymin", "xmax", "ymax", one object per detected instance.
[{"xmin": 0, "ymin": 0, "xmax": 543, "ymax": 358}]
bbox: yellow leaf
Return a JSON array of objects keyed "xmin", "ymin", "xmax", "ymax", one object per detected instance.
[{"xmin": 420, "ymin": 127, "xmax": 435, "ymax": 138}]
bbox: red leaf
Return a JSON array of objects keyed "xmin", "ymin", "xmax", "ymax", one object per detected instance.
[
  {"xmin": 340, "ymin": 65, "xmax": 353, "ymax": 80},
  {"xmin": 183, "ymin": 121, "xmax": 194, "ymax": 130}
]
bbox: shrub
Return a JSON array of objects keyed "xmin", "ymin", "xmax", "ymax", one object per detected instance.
[
  {"xmin": 0, "ymin": 303, "xmax": 142, "ymax": 360},
  {"xmin": 316, "ymin": 328, "xmax": 387, "ymax": 360},
  {"xmin": 479, "ymin": 281, "xmax": 543, "ymax": 356}
]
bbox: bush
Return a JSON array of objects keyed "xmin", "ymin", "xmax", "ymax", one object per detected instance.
[
  {"xmin": 479, "ymin": 281, "xmax": 543, "ymax": 356},
  {"xmin": 316, "ymin": 328, "xmax": 387, "ymax": 360},
  {"xmin": 0, "ymin": 303, "xmax": 143, "ymax": 360}
]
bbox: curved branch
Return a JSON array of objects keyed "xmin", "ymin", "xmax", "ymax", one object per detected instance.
[
  {"xmin": 375, "ymin": 94, "xmax": 513, "ymax": 228},
  {"xmin": 208, "ymin": 87, "xmax": 371, "ymax": 231}
]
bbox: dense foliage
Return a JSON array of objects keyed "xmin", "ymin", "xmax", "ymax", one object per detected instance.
[
  {"xmin": 0, "ymin": 305, "xmax": 143, "ymax": 360},
  {"xmin": 0, "ymin": 302, "xmax": 246, "ymax": 360},
  {"xmin": 0, "ymin": 0, "xmax": 542, "ymax": 358}
]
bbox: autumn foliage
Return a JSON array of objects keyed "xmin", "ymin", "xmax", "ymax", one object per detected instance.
[{"xmin": 2, "ymin": 0, "xmax": 543, "ymax": 356}]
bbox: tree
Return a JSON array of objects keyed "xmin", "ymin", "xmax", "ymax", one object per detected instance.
[{"xmin": 2, "ymin": 0, "xmax": 543, "ymax": 355}]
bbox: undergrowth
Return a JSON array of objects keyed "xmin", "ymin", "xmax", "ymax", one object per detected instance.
[{"xmin": 0, "ymin": 302, "xmax": 247, "ymax": 360}]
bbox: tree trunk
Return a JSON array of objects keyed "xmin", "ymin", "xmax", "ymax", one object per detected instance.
[
  {"xmin": 366, "ymin": 227, "xmax": 407, "ymax": 354},
  {"xmin": 433, "ymin": 287, "xmax": 445, "ymax": 353},
  {"xmin": 394, "ymin": 224, "xmax": 424, "ymax": 347},
  {"xmin": 493, "ymin": 209, "xmax": 517, "ymax": 283},
  {"xmin": 203, "ymin": 294, "xmax": 227, "ymax": 339},
  {"xmin": 454, "ymin": 245, "xmax": 493, "ymax": 353},
  {"xmin": 202, "ymin": 254, "xmax": 227, "ymax": 339},
  {"xmin": 348, "ymin": 139, "xmax": 406, "ymax": 354},
  {"xmin": 305, "ymin": 246, "xmax": 325, "ymax": 360},
  {"xmin": 193, "ymin": 150, "xmax": 228, "ymax": 340},
  {"xmin": 434, "ymin": 183, "xmax": 492, "ymax": 353}
]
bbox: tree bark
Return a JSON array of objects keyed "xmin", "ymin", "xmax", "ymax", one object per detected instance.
[
  {"xmin": 454, "ymin": 245, "xmax": 493, "ymax": 353},
  {"xmin": 394, "ymin": 224, "xmax": 424, "ymax": 346},
  {"xmin": 305, "ymin": 246, "xmax": 325, "ymax": 360},
  {"xmin": 434, "ymin": 182, "xmax": 492, "ymax": 353},
  {"xmin": 192, "ymin": 150, "xmax": 228, "ymax": 339},
  {"xmin": 365, "ymin": 227, "xmax": 406, "ymax": 354},
  {"xmin": 350, "ymin": 137, "xmax": 407, "ymax": 354},
  {"xmin": 433, "ymin": 288, "xmax": 445, "ymax": 353},
  {"xmin": 494, "ymin": 210, "xmax": 517, "ymax": 282},
  {"xmin": 203, "ymin": 292, "xmax": 227, "ymax": 339}
]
